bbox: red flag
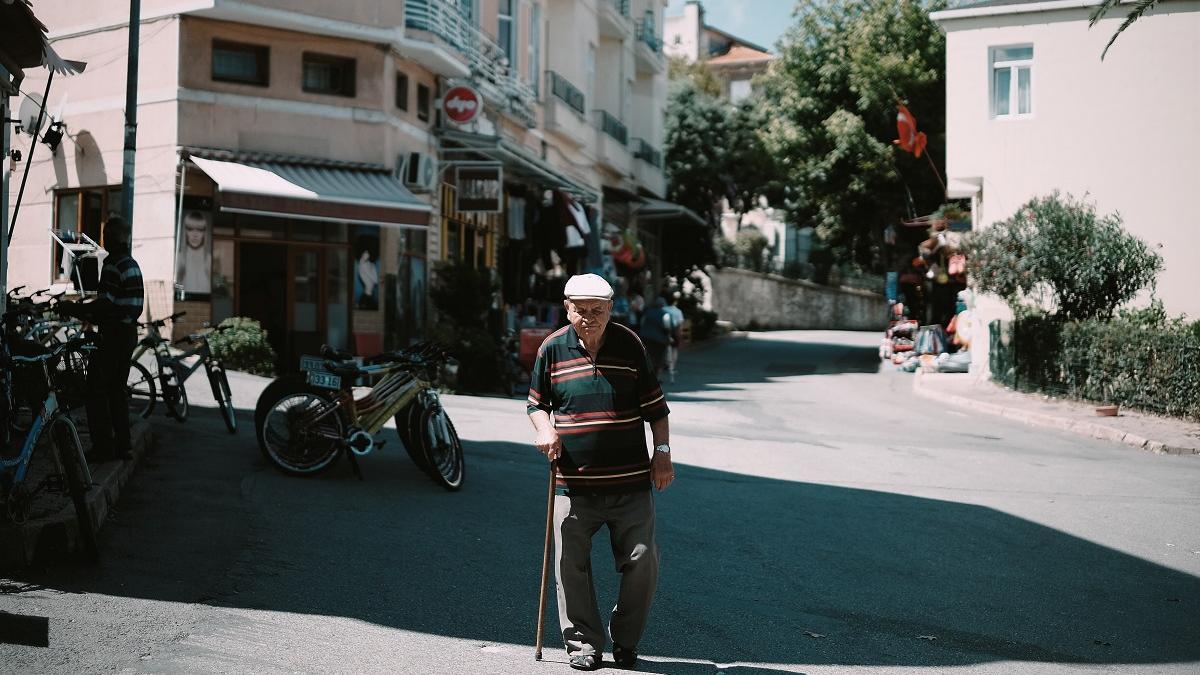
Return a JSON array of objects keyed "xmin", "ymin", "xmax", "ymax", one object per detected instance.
[{"xmin": 894, "ymin": 103, "xmax": 927, "ymax": 158}]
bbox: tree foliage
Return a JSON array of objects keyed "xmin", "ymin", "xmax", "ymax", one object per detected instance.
[
  {"xmin": 966, "ymin": 193, "xmax": 1163, "ymax": 321},
  {"xmin": 1089, "ymin": 0, "xmax": 1162, "ymax": 60},
  {"xmin": 759, "ymin": 0, "xmax": 947, "ymax": 269}
]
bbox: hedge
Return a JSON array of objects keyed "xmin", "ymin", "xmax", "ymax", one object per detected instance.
[{"xmin": 992, "ymin": 315, "xmax": 1200, "ymax": 421}]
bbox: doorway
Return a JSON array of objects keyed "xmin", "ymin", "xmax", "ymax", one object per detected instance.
[{"xmin": 237, "ymin": 242, "xmax": 349, "ymax": 371}]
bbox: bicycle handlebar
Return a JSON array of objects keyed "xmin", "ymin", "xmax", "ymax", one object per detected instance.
[{"xmin": 9, "ymin": 334, "xmax": 98, "ymax": 364}]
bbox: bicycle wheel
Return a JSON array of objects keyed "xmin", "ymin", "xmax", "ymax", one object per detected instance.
[
  {"xmin": 258, "ymin": 384, "xmax": 345, "ymax": 475},
  {"xmin": 395, "ymin": 402, "xmax": 430, "ymax": 472},
  {"xmin": 415, "ymin": 398, "xmax": 464, "ymax": 491},
  {"xmin": 51, "ymin": 417, "xmax": 99, "ymax": 561},
  {"xmin": 208, "ymin": 365, "xmax": 237, "ymax": 434},
  {"xmin": 159, "ymin": 362, "xmax": 189, "ymax": 422},
  {"xmin": 127, "ymin": 361, "xmax": 157, "ymax": 419}
]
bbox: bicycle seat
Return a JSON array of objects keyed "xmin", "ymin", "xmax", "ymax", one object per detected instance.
[
  {"xmin": 320, "ymin": 345, "xmax": 355, "ymax": 362},
  {"xmin": 324, "ymin": 360, "xmax": 364, "ymax": 380}
]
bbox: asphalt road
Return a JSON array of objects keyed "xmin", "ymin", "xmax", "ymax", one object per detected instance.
[{"xmin": 2, "ymin": 330, "xmax": 1198, "ymax": 674}]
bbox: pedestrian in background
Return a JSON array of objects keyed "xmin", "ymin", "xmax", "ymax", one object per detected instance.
[
  {"xmin": 662, "ymin": 293, "xmax": 684, "ymax": 384},
  {"xmin": 59, "ymin": 216, "xmax": 144, "ymax": 461},
  {"xmin": 638, "ymin": 296, "xmax": 671, "ymax": 375},
  {"xmin": 527, "ymin": 273, "xmax": 674, "ymax": 671}
]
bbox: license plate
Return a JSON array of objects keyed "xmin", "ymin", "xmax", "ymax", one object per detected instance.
[
  {"xmin": 306, "ymin": 371, "xmax": 341, "ymax": 390},
  {"xmin": 299, "ymin": 355, "xmax": 324, "ymax": 372}
]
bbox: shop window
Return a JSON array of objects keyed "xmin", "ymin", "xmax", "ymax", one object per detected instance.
[
  {"xmin": 211, "ymin": 239, "xmax": 235, "ymax": 324},
  {"xmin": 52, "ymin": 186, "xmax": 122, "ymax": 290},
  {"xmin": 393, "ymin": 228, "xmax": 428, "ymax": 345},
  {"xmin": 303, "ymin": 52, "xmax": 356, "ymax": 97},
  {"xmin": 396, "ymin": 72, "xmax": 409, "ymax": 111},
  {"xmin": 417, "ymin": 83, "xmax": 431, "ymax": 122},
  {"xmin": 212, "ymin": 40, "xmax": 269, "ymax": 87}
]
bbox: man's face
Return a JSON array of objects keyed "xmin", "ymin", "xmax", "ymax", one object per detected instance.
[
  {"xmin": 565, "ymin": 298, "xmax": 612, "ymax": 339},
  {"xmin": 184, "ymin": 214, "xmax": 207, "ymax": 249}
]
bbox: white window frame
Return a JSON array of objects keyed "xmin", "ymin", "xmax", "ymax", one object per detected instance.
[
  {"xmin": 990, "ymin": 44, "xmax": 1033, "ymax": 119},
  {"xmin": 528, "ymin": 2, "xmax": 541, "ymax": 94},
  {"xmin": 498, "ymin": 0, "xmax": 516, "ymax": 68}
]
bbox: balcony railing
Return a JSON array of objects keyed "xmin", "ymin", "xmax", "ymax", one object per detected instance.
[
  {"xmin": 547, "ymin": 70, "xmax": 586, "ymax": 116},
  {"xmin": 405, "ymin": 0, "xmax": 537, "ymax": 121},
  {"xmin": 595, "ymin": 110, "xmax": 628, "ymax": 145},
  {"xmin": 635, "ymin": 19, "xmax": 661, "ymax": 53},
  {"xmin": 607, "ymin": 0, "xmax": 631, "ymax": 18},
  {"xmin": 632, "ymin": 138, "xmax": 661, "ymax": 167}
]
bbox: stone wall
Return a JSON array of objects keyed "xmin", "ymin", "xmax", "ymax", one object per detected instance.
[{"xmin": 709, "ymin": 267, "xmax": 887, "ymax": 331}]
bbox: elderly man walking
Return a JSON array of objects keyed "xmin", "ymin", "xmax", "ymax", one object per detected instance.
[{"xmin": 527, "ymin": 273, "xmax": 675, "ymax": 671}]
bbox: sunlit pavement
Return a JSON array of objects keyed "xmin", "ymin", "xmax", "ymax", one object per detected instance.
[{"xmin": 3, "ymin": 331, "xmax": 1198, "ymax": 674}]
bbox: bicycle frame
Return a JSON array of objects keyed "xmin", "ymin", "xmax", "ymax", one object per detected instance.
[
  {"xmin": 133, "ymin": 324, "xmax": 218, "ymax": 385},
  {"xmin": 304, "ymin": 361, "xmax": 432, "ymax": 437},
  {"xmin": 0, "ymin": 367, "xmax": 89, "ymax": 498}
]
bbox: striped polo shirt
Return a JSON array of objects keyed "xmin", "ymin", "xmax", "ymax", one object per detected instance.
[
  {"xmin": 98, "ymin": 253, "xmax": 144, "ymax": 324},
  {"xmin": 527, "ymin": 322, "xmax": 670, "ymax": 495}
]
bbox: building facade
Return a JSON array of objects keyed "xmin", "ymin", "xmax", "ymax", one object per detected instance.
[
  {"xmin": 5, "ymin": 0, "xmax": 675, "ymax": 369},
  {"xmin": 932, "ymin": 0, "xmax": 1200, "ymax": 373}
]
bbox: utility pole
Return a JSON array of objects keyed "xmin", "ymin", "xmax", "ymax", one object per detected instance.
[{"xmin": 119, "ymin": 0, "xmax": 141, "ymax": 230}]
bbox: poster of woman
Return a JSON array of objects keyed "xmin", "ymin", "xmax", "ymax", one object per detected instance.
[
  {"xmin": 176, "ymin": 209, "xmax": 212, "ymax": 295},
  {"xmin": 353, "ymin": 226, "xmax": 381, "ymax": 310}
]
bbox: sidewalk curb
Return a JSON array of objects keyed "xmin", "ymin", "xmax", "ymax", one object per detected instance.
[
  {"xmin": 0, "ymin": 420, "xmax": 156, "ymax": 569},
  {"xmin": 912, "ymin": 371, "xmax": 1199, "ymax": 457}
]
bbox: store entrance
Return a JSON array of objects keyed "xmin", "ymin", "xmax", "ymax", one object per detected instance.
[{"xmin": 237, "ymin": 242, "xmax": 349, "ymax": 371}]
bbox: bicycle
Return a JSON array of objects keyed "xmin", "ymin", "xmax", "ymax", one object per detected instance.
[
  {"xmin": 253, "ymin": 343, "xmax": 464, "ymax": 490},
  {"xmin": 126, "ymin": 312, "xmax": 237, "ymax": 433},
  {"xmin": 0, "ymin": 334, "xmax": 100, "ymax": 560}
]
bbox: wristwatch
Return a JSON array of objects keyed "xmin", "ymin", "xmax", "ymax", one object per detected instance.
[{"xmin": 654, "ymin": 443, "xmax": 671, "ymax": 455}]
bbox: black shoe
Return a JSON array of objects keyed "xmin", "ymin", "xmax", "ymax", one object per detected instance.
[
  {"xmin": 569, "ymin": 653, "xmax": 602, "ymax": 671},
  {"xmin": 612, "ymin": 643, "xmax": 638, "ymax": 669}
]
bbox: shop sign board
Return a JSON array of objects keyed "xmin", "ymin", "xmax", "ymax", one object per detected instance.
[
  {"xmin": 455, "ymin": 165, "xmax": 503, "ymax": 213},
  {"xmin": 443, "ymin": 85, "xmax": 482, "ymax": 125}
]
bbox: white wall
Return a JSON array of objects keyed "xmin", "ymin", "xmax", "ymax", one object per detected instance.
[
  {"xmin": 663, "ymin": 1, "xmax": 701, "ymax": 61},
  {"xmin": 941, "ymin": 2, "xmax": 1200, "ymax": 326}
]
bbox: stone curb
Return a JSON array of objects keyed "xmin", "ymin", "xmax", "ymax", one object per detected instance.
[
  {"xmin": 912, "ymin": 371, "xmax": 1199, "ymax": 457},
  {"xmin": 0, "ymin": 420, "xmax": 156, "ymax": 569}
]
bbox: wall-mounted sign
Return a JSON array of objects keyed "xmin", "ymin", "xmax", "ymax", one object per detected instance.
[
  {"xmin": 443, "ymin": 85, "xmax": 482, "ymax": 125},
  {"xmin": 455, "ymin": 165, "xmax": 503, "ymax": 213}
]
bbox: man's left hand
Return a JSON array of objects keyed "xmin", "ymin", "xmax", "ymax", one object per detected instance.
[{"xmin": 651, "ymin": 450, "xmax": 674, "ymax": 491}]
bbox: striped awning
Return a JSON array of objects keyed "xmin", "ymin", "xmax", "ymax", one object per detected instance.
[{"xmin": 190, "ymin": 156, "xmax": 431, "ymax": 229}]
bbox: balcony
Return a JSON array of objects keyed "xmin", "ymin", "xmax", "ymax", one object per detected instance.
[
  {"xmin": 544, "ymin": 71, "xmax": 590, "ymax": 147},
  {"xmin": 631, "ymin": 137, "xmax": 664, "ymax": 196},
  {"xmin": 632, "ymin": 137, "xmax": 661, "ymax": 168},
  {"xmin": 403, "ymin": 0, "xmax": 537, "ymax": 124},
  {"xmin": 633, "ymin": 19, "xmax": 665, "ymax": 74},
  {"xmin": 598, "ymin": 0, "xmax": 632, "ymax": 40},
  {"xmin": 594, "ymin": 110, "xmax": 631, "ymax": 174}
]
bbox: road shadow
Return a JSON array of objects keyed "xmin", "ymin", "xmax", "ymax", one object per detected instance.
[
  {"xmin": 666, "ymin": 336, "xmax": 881, "ymax": 395},
  {"xmin": 5, "ymin": 430, "xmax": 1198, "ymax": 669}
]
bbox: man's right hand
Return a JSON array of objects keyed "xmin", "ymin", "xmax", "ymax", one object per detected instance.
[{"xmin": 534, "ymin": 427, "xmax": 562, "ymax": 461}]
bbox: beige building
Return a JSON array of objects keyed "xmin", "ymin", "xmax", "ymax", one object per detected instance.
[
  {"xmin": 5, "ymin": 0, "xmax": 676, "ymax": 368},
  {"xmin": 932, "ymin": 0, "xmax": 1200, "ymax": 374}
]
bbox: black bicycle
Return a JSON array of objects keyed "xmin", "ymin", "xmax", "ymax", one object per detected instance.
[{"xmin": 127, "ymin": 312, "xmax": 237, "ymax": 433}]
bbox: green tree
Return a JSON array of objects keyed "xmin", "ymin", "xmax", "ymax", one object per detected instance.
[
  {"xmin": 966, "ymin": 193, "xmax": 1164, "ymax": 321},
  {"xmin": 760, "ymin": 0, "xmax": 947, "ymax": 269}
]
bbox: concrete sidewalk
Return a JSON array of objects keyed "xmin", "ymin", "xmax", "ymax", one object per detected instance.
[
  {"xmin": 0, "ymin": 420, "xmax": 155, "ymax": 569},
  {"xmin": 913, "ymin": 371, "xmax": 1200, "ymax": 456}
]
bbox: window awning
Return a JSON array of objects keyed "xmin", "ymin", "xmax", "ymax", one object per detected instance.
[
  {"xmin": 634, "ymin": 198, "xmax": 706, "ymax": 227},
  {"xmin": 189, "ymin": 155, "xmax": 431, "ymax": 229},
  {"xmin": 439, "ymin": 130, "xmax": 600, "ymax": 203}
]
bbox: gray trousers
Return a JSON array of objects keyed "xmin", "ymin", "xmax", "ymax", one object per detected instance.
[{"xmin": 553, "ymin": 489, "xmax": 659, "ymax": 656}]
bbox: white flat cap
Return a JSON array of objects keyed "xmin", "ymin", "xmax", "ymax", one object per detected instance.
[{"xmin": 564, "ymin": 273, "xmax": 613, "ymax": 300}]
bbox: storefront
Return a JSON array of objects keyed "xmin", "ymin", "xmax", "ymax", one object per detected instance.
[{"xmin": 175, "ymin": 149, "xmax": 432, "ymax": 370}]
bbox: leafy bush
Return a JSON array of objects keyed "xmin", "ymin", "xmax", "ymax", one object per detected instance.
[
  {"xmin": 734, "ymin": 226, "xmax": 770, "ymax": 272},
  {"xmin": 995, "ymin": 313, "xmax": 1200, "ymax": 421},
  {"xmin": 208, "ymin": 317, "xmax": 277, "ymax": 377},
  {"xmin": 967, "ymin": 193, "xmax": 1163, "ymax": 320},
  {"xmin": 428, "ymin": 261, "xmax": 504, "ymax": 393}
]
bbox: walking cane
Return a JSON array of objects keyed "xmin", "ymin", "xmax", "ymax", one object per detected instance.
[{"xmin": 534, "ymin": 461, "xmax": 556, "ymax": 660}]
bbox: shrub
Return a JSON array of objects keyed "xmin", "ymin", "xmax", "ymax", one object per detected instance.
[
  {"xmin": 208, "ymin": 317, "xmax": 277, "ymax": 377},
  {"xmin": 967, "ymin": 193, "xmax": 1163, "ymax": 320},
  {"xmin": 997, "ymin": 313, "xmax": 1200, "ymax": 421}
]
